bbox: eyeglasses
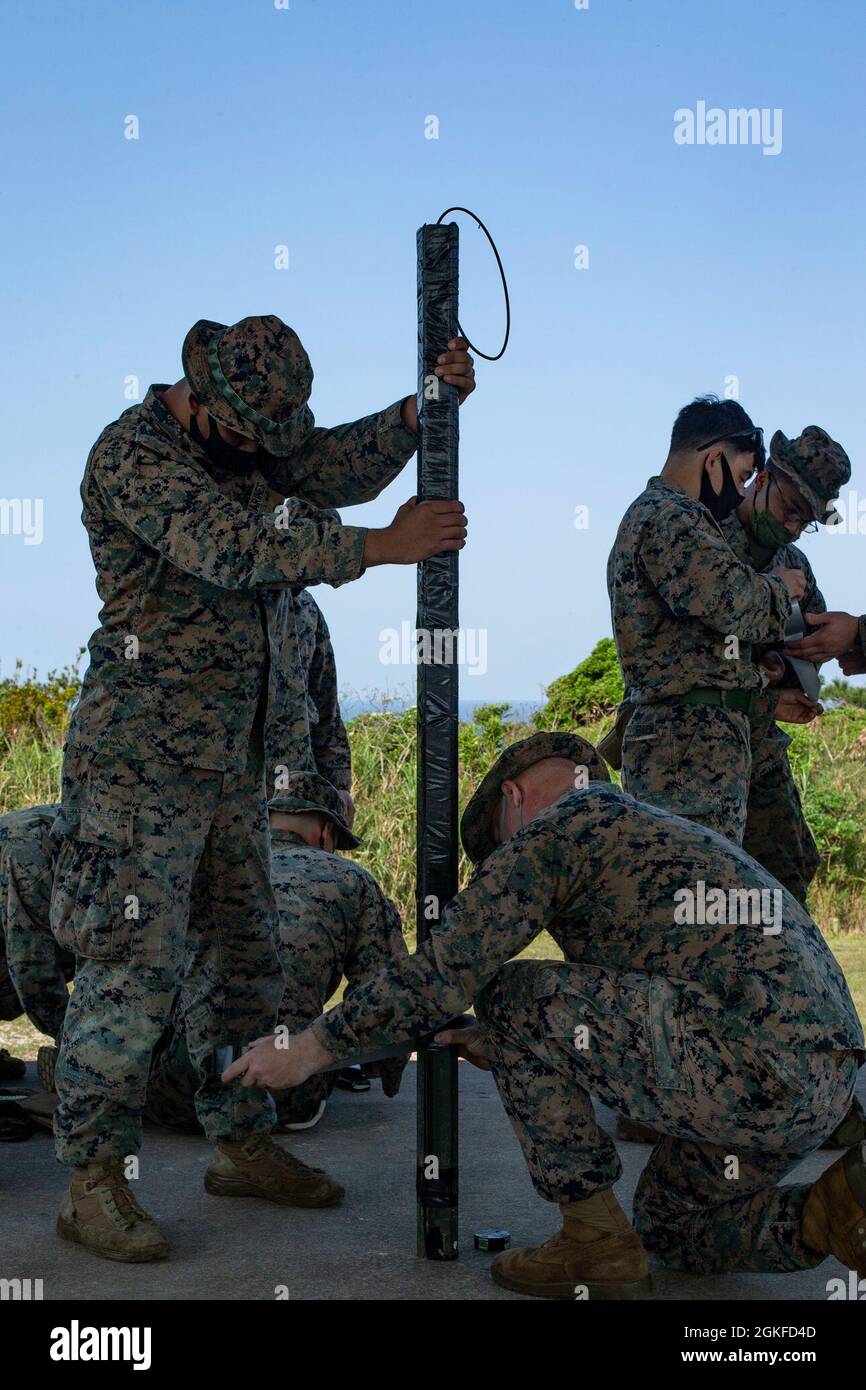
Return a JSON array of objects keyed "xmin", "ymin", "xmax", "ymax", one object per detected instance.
[
  {"xmin": 767, "ymin": 467, "xmax": 819, "ymax": 533},
  {"xmin": 699, "ymin": 426, "xmax": 766, "ymax": 471}
]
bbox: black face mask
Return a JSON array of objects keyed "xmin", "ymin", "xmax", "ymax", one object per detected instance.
[
  {"xmin": 189, "ymin": 410, "xmax": 257, "ymax": 474},
  {"xmin": 699, "ymin": 452, "xmax": 744, "ymax": 522}
]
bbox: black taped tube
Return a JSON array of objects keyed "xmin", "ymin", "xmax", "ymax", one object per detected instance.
[{"xmin": 415, "ymin": 222, "xmax": 460, "ymax": 1260}]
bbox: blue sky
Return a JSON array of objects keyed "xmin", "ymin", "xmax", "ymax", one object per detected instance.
[{"xmin": 1, "ymin": 0, "xmax": 864, "ymax": 704}]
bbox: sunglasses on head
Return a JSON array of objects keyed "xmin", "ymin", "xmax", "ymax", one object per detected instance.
[{"xmin": 698, "ymin": 426, "xmax": 766, "ymax": 471}]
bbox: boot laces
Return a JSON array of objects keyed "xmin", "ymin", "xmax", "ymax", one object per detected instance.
[
  {"xmin": 250, "ymin": 1136, "xmax": 310, "ymax": 1173},
  {"xmin": 84, "ymin": 1171, "xmax": 148, "ymax": 1229}
]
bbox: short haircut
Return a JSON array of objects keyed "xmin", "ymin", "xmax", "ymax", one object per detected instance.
[{"xmin": 670, "ymin": 395, "xmax": 755, "ymax": 454}]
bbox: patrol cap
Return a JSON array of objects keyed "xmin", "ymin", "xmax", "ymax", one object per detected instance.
[
  {"xmin": 768, "ymin": 426, "xmax": 851, "ymax": 525},
  {"xmin": 460, "ymin": 732, "xmax": 609, "ymax": 865},
  {"xmin": 269, "ymin": 770, "xmax": 360, "ymax": 851},
  {"xmin": 182, "ymin": 314, "xmax": 315, "ymax": 455}
]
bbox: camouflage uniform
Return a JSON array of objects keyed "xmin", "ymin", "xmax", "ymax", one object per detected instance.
[
  {"xmin": 720, "ymin": 514, "xmax": 824, "ymax": 902},
  {"xmin": 607, "ymin": 477, "xmax": 791, "ymax": 843},
  {"xmin": 2, "ymin": 597, "xmax": 357, "ymax": 1128},
  {"xmin": 0, "ymin": 805, "xmax": 71, "ymax": 1038},
  {"xmin": 54, "ymin": 340, "xmax": 416, "ymax": 1167},
  {"xmin": 293, "ymin": 590, "xmax": 352, "ymax": 795},
  {"xmin": 145, "ymin": 828, "xmax": 407, "ymax": 1128},
  {"xmin": 266, "ymin": 584, "xmax": 352, "ymax": 805},
  {"xmin": 311, "ymin": 784, "xmax": 864, "ymax": 1274}
]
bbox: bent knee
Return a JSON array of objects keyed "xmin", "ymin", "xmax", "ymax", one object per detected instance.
[{"xmin": 476, "ymin": 959, "xmax": 555, "ymax": 1022}]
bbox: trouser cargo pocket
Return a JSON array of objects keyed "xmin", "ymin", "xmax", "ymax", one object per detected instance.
[{"xmin": 50, "ymin": 810, "xmax": 137, "ymax": 962}]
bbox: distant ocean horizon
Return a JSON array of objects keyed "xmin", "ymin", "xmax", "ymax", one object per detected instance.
[{"xmin": 341, "ymin": 695, "xmax": 543, "ymax": 724}]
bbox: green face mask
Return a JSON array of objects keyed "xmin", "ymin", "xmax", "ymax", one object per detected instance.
[{"xmin": 752, "ymin": 507, "xmax": 795, "ymax": 549}]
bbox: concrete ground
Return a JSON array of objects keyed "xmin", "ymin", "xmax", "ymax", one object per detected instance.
[{"xmin": 1, "ymin": 1061, "xmax": 862, "ymax": 1302}]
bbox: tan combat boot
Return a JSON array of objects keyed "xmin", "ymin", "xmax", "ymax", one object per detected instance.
[
  {"xmin": 801, "ymin": 1142, "xmax": 866, "ymax": 1277},
  {"xmin": 491, "ymin": 1188, "xmax": 651, "ymax": 1300},
  {"xmin": 204, "ymin": 1132, "xmax": 344, "ymax": 1208},
  {"xmin": 57, "ymin": 1159, "xmax": 169, "ymax": 1263}
]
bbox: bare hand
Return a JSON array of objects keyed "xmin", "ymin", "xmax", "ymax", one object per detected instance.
[
  {"xmin": 364, "ymin": 496, "xmax": 468, "ymax": 566},
  {"xmin": 839, "ymin": 650, "xmax": 866, "ymax": 676},
  {"xmin": 400, "ymin": 339, "xmax": 476, "ymax": 432},
  {"xmin": 435, "ymin": 337, "xmax": 476, "ymax": 404},
  {"xmin": 433, "ymin": 1023, "xmax": 492, "ymax": 1071},
  {"xmin": 221, "ymin": 1029, "xmax": 334, "ymax": 1090},
  {"xmin": 775, "ymin": 689, "xmax": 823, "ymax": 724},
  {"xmin": 785, "ymin": 610, "xmax": 860, "ymax": 663},
  {"xmin": 775, "ymin": 568, "xmax": 807, "ymax": 602}
]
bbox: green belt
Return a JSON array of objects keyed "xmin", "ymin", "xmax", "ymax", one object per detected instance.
[{"xmin": 677, "ymin": 687, "xmax": 757, "ymax": 715}]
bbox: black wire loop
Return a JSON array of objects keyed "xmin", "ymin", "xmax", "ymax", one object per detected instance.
[{"xmin": 435, "ymin": 207, "xmax": 510, "ymax": 361}]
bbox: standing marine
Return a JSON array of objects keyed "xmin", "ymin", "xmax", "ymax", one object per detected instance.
[
  {"xmin": 50, "ymin": 312, "xmax": 474, "ymax": 1263},
  {"xmin": 607, "ymin": 395, "xmax": 803, "ymax": 845},
  {"xmin": 719, "ymin": 425, "xmax": 852, "ymax": 902}
]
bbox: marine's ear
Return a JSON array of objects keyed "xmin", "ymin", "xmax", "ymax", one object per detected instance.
[{"xmin": 320, "ymin": 820, "xmax": 337, "ymax": 853}]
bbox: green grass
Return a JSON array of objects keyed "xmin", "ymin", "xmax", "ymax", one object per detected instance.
[{"xmin": 829, "ymin": 935, "xmax": 866, "ymax": 1022}]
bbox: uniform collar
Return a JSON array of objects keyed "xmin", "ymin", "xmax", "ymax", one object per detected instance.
[
  {"xmin": 269, "ymin": 827, "xmax": 309, "ymax": 848},
  {"xmin": 647, "ymin": 474, "xmax": 691, "ymax": 500},
  {"xmin": 144, "ymin": 385, "xmax": 279, "ymax": 510}
]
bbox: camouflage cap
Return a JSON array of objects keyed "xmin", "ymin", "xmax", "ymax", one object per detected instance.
[
  {"xmin": 269, "ymin": 770, "xmax": 360, "ymax": 851},
  {"xmin": 460, "ymin": 732, "xmax": 610, "ymax": 865},
  {"xmin": 182, "ymin": 314, "xmax": 315, "ymax": 454},
  {"xmin": 769, "ymin": 426, "xmax": 851, "ymax": 525}
]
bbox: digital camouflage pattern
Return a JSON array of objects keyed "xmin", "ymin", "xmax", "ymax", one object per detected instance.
[
  {"xmin": 294, "ymin": 590, "xmax": 352, "ymax": 794},
  {"xmin": 720, "ymin": 513, "xmax": 825, "ymax": 899},
  {"xmin": 768, "ymin": 426, "xmax": 852, "ymax": 525},
  {"xmin": 63, "ymin": 385, "xmax": 416, "ymax": 775},
  {"xmin": 477, "ymin": 960, "xmax": 858, "ymax": 1272},
  {"xmin": 310, "ymin": 784, "xmax": 864, "ymax": 1271},
  {"xmin": 608, "ymin": 476, "xmax": 792, "ymax": 845},
  {"xmin": 0, "ymin": 590, "xmax": 352, "ymax": 1039},
  {"xmin": 145, "ymin": 828, "xmax": 407, "ymax": 1128},
  {"xmin": 52, "ymin": 380, "xmax": 416, "ymax": 1167},
  {"xmin": 51, "ymin": 757, "xmax": 284, "ymax": 1164},
  {"xmin": 266, "ymin": 586, "xmax": 352, "ymax": 806},
  {"xmin": 181, "ymin": 315, "xmax": 316, "ymax": 454},
  {"xmin": 619, "ymin": 701, "xmax": 751, "ymax": 843},
  {"xmin": 607, "ymin": 476, "xmax": 791, "ymax": 707},
  {"xmin": 0, "ymin": 804, "xmax": 71, "ymax": 1037},
  {"xmin": 312, "ymin": 783, "xmax": 863, "ymax": 1060}
]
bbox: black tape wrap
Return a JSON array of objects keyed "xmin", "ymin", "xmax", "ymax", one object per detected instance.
[{"xmin": 415, "ymin": 222, "xmax": 460, "ymax": 1260}]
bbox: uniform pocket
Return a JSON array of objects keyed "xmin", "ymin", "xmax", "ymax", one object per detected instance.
[
  {"xmin": 532, "ymin": 963, "xmax": 618, "ymax": 1019},
  {"xmin": 648, "ymin": 976, "xmax": 692, "ymax": 1092},
  {"xmin": 50, "ymin": 813, "xmax": 138, "ymax": 962},
  {"xmin": 623, "ymin": 707, "xmax": 692, "ymax": 783}
]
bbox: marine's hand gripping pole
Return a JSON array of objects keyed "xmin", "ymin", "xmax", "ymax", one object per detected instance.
[{"xmin": 415, "ymin": 221, "xmax": 460, "ymax": 1259}]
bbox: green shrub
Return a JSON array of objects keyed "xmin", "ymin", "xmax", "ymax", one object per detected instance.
[
  {"xmin": 0, "ymin": 656, "xmax": 83, "ymax": 741},
  {"xmin": 533, "ymin": 638, "xmax": 624, "ymax": 728},
  {"xmin": 820, "ymin": 678, "xmax": 866, "ymax": 709}
]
